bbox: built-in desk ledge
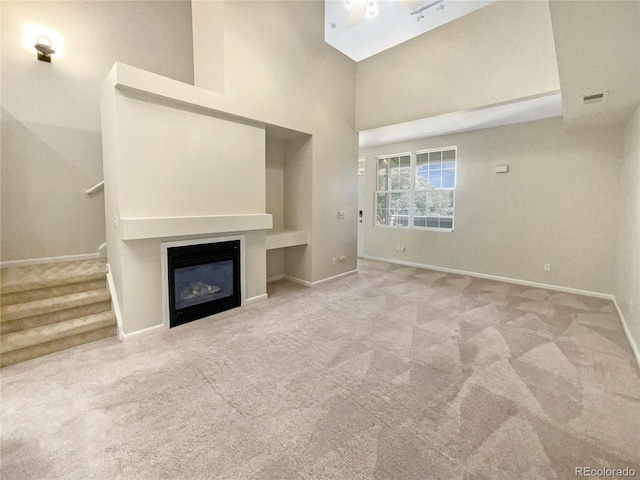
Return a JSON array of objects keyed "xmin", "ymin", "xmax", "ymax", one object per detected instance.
[
  {"xmin": 266, "ymin": 230, "xmax": 308, "ymax": 250},
  {"xmin": 120, "ymin": 214, "xmax": 273, "ymax": 240}
]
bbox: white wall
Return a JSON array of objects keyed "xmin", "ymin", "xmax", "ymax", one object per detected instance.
[
  {"xmin": 617, "ymin": 107, "xmax": 640, "ymax": 349},
  {"xmin": 356, "ymin": 0, "xmax": 560, "ymax": 131},
  {"xmin": 1, "ymin": 1, "xmax": 194, "ymax": 261},
  {"xmin": 361, "ymin": 117, "xmax": 622, "ymax": 295},
  {"xmin": 192, "ymin": 0, "xmax": 358, "ymax": 283}
]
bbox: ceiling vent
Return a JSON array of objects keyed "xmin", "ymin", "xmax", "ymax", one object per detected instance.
[{"xmin": 581, "ymin": 91, "xmax": 608, "ymax": 105}]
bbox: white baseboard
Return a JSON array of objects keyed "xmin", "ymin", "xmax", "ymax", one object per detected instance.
[
  {"xmin": 362, "ymin": 255, "xmax": 613, "ymax": 300},
  {"xmin": 246, "ymin": 293, "xmax": 268, "ymax": 304},
  {"xmin": 121, "ymin": 323, "xmax": 166, "ymax": 341},
  {"xmin": 612, "ymin": 298, "xmax": 640, "ymax": 371},
  {"xmin": 1, "ymin": 252, "xmax": 99, "ymax": 268},
  {"xmin": 98, "ymin": 242, "xmax": 107, "ymax": 258},
  {"xmin": 121, "ymin": 296, "xmax": 266, "ymax": 338},
  {"xmin": 106, "ymin": 265, "xmax": 125, "ymax": 340},
  {"xmin": 267, "ymin": 274, "xmax": 285, "ymax": 283},
  {"xmin": 284, "ymin": 269, "xmax": 358, "ymax": 287}
]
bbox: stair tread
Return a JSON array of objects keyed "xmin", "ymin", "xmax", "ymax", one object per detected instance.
[
  {"xmin": 1, "ymin": 326, "xmax": 116, "ymax": 368},
  {"xmin": 1, "ymin": 289, "xmax": 111, "ymax": 322},
  {"xmin": 1, "ymin": 259, "xmax": 107, "ymax": 294},
  {"xmin": 1, "ymin": 311, "xmax": 116, "ymax": 353}
]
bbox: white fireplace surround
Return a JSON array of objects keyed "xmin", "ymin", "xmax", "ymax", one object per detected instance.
[{"xmin": 161, "ymin": 235, "xmax": 246, "ymax": 329}]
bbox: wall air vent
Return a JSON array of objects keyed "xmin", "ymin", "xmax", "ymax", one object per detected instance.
[{"xmin": 581, "ymin": 91, "xmax": 608, "ymax": 105}]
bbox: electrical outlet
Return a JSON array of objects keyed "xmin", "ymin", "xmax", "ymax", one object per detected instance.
[
  {"xmin": 339, "ymin": 256, "xmax": 346, "ymax": 262},
  {"xmin": 400, "ymin": 246, "xmax": 405, "ymax": 252},
  {"xmin": 332, "ymin": 257, "xmax": 337, "ymax": 266},
  {"xmin": 113, "ymin": 216, "xmax": 119, "ymax": 229},
  {"xmin": 544, "ymin": 264, "xmax": 551, "ymax": 272}
]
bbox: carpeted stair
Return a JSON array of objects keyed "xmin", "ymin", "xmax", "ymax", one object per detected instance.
[{"xmin": 1, "ymin": 259, "xmax": 117, "ymax": 367}]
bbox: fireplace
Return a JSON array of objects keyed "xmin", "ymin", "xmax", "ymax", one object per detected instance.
[{"xmin": 166, "ymin": 239, "xmax": 242, "ymax": 327}]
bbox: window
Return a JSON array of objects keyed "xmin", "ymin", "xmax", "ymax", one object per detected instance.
[
  {"xmin": 376, "ymin": 154, "xmax": 411, "ymax": 226},
  {"xmin": 376, "ymin": 147, "xmax": 456, "ymax": 231}
]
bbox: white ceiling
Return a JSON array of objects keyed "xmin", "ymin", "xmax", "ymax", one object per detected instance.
[{"xmin": 324, "ymin": 0, "xmax": 498, "ymax": 62}]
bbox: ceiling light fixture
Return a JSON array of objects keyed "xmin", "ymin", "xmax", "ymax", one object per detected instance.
[
  {"xmin": 411, "ymin": 0, "xmax": 444, "ymax": 21},
  {"xmin": 365, "ymin": 0, "xmax": 379, "ymax": 18}
]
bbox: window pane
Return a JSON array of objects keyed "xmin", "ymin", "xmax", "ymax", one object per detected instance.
[
  {"xmin": 391, "ymin": 192, "xmax": 410, "ymax": 210},
  {"xmin": 388, "ymin": 155, "xmax": 409, "ymax": 190},
  {"xmin": 439, "ymin": 218, "xmax": 453, "ymax": 229},
  {"xmin": 426, "ymin": 217, "xmax": 439, "ymax": 228},
  {"xmin": 413, "ymin": 191, "xmax": 427, "ymax": 217},
  {"xmin": 439, "ymin": 190, "xmax": 454, "ymax": 217},
  {"xmin": 428, "ymin": 169, "xmax": 442, "ymax": 188},
  {"xmin": 376, "ymin": 193, "xmax": 389, "ymax": 225},
  {"xmin": 416, "ymin": 170, "xmax": 429, "ymax": 189},
  {"xmin": 396, "ymin": 166, "xmax": 410, "ymax": 190},
  {"xmin": 393, "ymin": 214, "xmax": 409, "ymax": 227},
  {"xmin": 441, "ymin": 169, "xmax": 455, "ymax": 188},
  {"xmin": 378, "ymin": 158, "xmax": 389, "ymax": 175},
  {"xmin": 427, "ymin": 192, "xmax": 439, "ymax": 215},
  {"xmin": 377, "ymin": 173, "xmax": 388, "ymax": 191},
  {"xmin": 390, "ymin": 175, "xmax": 404, "ymax": 190},
  {"xmin": 429, "ymin": 151, "xmax": 442, "ymax": 169},
  {"xmin": 442, "ymin": 150, "xmax": 455, "ymax": 169}
]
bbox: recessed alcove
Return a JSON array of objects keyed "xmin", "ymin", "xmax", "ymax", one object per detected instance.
[{"xmin": 265, "ymin": 125, "xmax": 312, "ymax": 282}]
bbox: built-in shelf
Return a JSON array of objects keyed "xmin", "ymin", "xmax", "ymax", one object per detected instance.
[
  {"xmin": 265, "ymin": 229, "xmax": 308, "ymax": 250},
  {"xmin": 120, "ymin": 214, "xmax": 273, "ymax": 240}
]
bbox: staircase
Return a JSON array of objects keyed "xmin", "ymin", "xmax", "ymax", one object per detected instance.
[{"xmin": 0, "ymin": 259, "xmax": 117, "ymax": 367}]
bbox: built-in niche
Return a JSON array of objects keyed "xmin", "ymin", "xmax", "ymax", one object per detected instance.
[{"xmin": 265, "ymin": 126, "xmax": 312, "ymax": 282}]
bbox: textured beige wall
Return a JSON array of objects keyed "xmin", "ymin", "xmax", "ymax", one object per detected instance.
[
  {"xmin": 356, "ymin": 0, "xmax": 560, "ymax": 131},
  {"xmin": 192, "ymin": 0, "xmax": 225, "ymax": 95},
  {"xmin": 0, "ymin": 1, "xmax": 194, "ymax": 261},
  {"xmin": 617, "ymin": 107, "xmax": 640, "ymax": 349},
  {"xmin": 266, "ymin": 139, "xmax": 285, "ymax": 231},
  {"xmin": 360, "ymin": 117, "xmax": 622, "ymax": 294},
  {"xmin": 266, "ymin": 138, "xmax": 285, "ymax": 280},
  {"xmin": 283, "ymin": 136, "xmax": 313, "ymax": 281},
  {"xmin": 192, "ymin": 0, "xmax": 358, "ymax": 283},
  {"xmin": 114, "ymin": 93, "xmax": 265, "ymax": 219}
]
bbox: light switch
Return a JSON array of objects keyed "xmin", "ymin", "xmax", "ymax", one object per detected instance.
[{"xmin": 338, "ymin": 211, "xmax": 345, "ymax": 219}]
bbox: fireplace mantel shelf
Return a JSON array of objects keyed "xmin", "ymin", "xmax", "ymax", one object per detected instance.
[{"xmin": 120, "ymin": 214, "xmax": 273, "ymax": 240}]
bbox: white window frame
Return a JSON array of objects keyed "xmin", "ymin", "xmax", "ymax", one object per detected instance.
[
  {"xmin": 374, "ymin": 146, "xmax": 456, "ymax": 233},
  {"xmin": 375, "ymin": 152, "xmax": 412, "ymax": 228}
]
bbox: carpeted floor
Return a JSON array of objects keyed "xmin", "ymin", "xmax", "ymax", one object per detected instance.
[{"xmin": 1, "ymin": 259, "xmax": 639, "ymax": 479}]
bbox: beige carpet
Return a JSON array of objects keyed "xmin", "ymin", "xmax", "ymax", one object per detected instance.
[{"xmin": 1, "ymin": 259, "xmax": 639, "ymax": 479}]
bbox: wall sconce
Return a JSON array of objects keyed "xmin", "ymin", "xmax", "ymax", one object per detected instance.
[{"xmin": 34, "ymin": 35, "xmax": 55, "ymax": 62}]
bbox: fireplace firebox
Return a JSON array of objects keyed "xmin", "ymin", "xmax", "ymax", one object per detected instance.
[{"xmin": 167, "ymin": 240, "xmax": 241, "ymax": 327}]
